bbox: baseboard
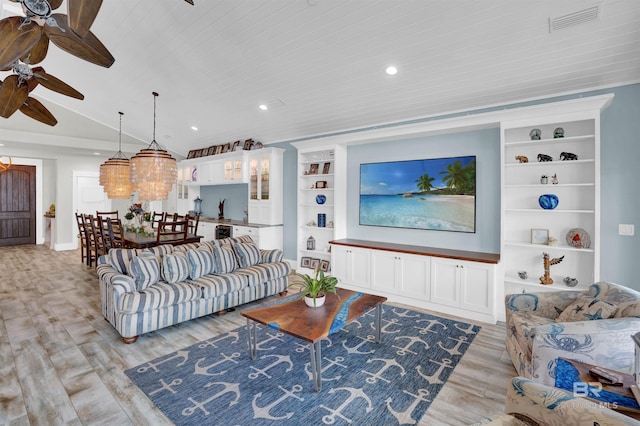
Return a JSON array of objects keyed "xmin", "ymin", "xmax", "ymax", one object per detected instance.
[{"xmin": 54, "ymin": 242, "xmax": 77, "ymax": 251}]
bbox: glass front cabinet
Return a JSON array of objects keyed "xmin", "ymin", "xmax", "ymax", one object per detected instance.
[{"xmin": 247, "ymin": 148, "xmax": 283, "ymax": 225}]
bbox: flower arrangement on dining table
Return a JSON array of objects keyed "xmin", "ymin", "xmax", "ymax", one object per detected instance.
[{"xmin": 124, "ymin": 203, "xmax": 154, "ymax": 236}]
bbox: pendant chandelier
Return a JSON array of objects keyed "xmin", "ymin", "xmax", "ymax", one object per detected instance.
[
  {"xmin": 99, "ymin": 111, "xmax": 132, "ymax": 199},
  {"xmin": 130, "ymin": 92, "xmax": 177, "ymax": 201}
]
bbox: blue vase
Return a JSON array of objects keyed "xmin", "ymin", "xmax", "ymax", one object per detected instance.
[
  {"xmin": 538, "ymin": 194, "xmax": 559, "ymax": 210},
  {"xmin": 315, "ymin": 194, "xmax": 326, "ymax": 205}
]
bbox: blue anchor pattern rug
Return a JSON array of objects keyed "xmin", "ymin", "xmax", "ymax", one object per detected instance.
[{"xmin": 125, "ymin": 305, "xmax": 481, "ymax": 425}]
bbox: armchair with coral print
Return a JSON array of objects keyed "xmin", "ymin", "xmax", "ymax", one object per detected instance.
[{"xmin": 505, "ymin": 281, "xmax": 640, "ymax": 386}]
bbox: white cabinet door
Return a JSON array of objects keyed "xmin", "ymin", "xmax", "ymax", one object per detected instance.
[
  {"xmin": 199, "ymin": 222, "xmax": 216, "ymax": 241},
  {"xmin": 371, "ymin": 250, "xmax": 398, "ymax": 293},
  {"xmin": 459, "ymin": 261, "xmax": 494, "ymax": 315},
  {"xmin": 430, "ymin": 257, "xmax": 459, "ymax": 308},
  {"xmin": 398, "ymin": 253, "xmax": 431, "ymax": 301},
  {"xmin": 332, "ymin": 245, "xmax": 370, "ymax": 289},
  {"xmin": 198, "ymin": 161, "xmax": 224, "ymax": 185}
]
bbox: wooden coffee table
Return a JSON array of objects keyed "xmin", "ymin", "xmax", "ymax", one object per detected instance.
[{"xmin": 242, "ymin": 288, "xmax": 387, "ymax": 391}]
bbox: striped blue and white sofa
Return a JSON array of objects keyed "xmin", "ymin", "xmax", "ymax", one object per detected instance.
[
  {"xmin": 505, "ymin": 281, "xmax": 640, "ymax": 385},
  {"xmin": 97, "ymin": 236, "xmax": 290, "ymax": 343}
]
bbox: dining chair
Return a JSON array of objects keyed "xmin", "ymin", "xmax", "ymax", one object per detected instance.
[
  {"xmin": 186, "ymin": 213, "xmax": 200, "ymax": 235},
  {"xmin": 156, "ymin": 219, "xmax": 188, "ymax": 245},
  {"xmin": 96, "ymin": 210, "xmax": 119, "ymax": 220},
  {"xmin": 169, "ymin": 213, "xmax": 186, "ymax": 231},
  {"xmin": 151, "ymin": 211, "xmax": 166, "ymax": 229},
  {"xmin": 84, "ymin": 215, "xmax": 106, "ymax": 267},
  {"xmin": 75, "ymin": 212, "xmax": 90, "ymax": 265},
  {"xmin": 106, "ymin": 218, "xmax": 126, "ymax": 249}
]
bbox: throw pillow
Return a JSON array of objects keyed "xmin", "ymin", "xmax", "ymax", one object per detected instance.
[
  {"xmin": 107, "ymin": 248, "xmax": 139, "ymax": 274},
  {"xmin": 128, "ymin": 252, "xmax": 160, "ymax": 290},
  {"xmin": 161, "ymin": 252, "xmax": 190, "ymax": 283},
  {"xmin": 556, "ymin": 296, "xmax": 618, "ymax": 322},
  {"xmin": 213, "ymin": 245, "xmax": 238, "ymax": 274},
  {"xmin": 186, "ymin": 248, "xmax": 215, "ymax": 280},
  {"xmin": 260, "ymin": 249, "xmax": 284, "ymax": 263},
  {"xmin": 232, "ymin": 241, "xmax": 261, "ymax": 268}
]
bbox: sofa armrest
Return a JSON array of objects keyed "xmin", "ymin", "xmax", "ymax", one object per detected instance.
[
  {"xmin": 529, "ymin": 318, "xmax": 640, "ymax": 385},
  {"xmin": 260, "ymin": 249, "xmax": 283, "ymax": 263},
  {"xmin": 505, "ymin": 377, "xmax": 638, "ymax": 425},
  {"xmin": 505, "ymin": 290, "xmax": 582, "ymax": 321}
]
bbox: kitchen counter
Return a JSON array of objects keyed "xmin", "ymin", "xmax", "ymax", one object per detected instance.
[{"xmin": 198, "ymin": 218, "xmax": 282, "ymax": 228}]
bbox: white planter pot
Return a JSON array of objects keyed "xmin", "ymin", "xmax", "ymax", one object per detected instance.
[{"xmin": 304, "ymin": 295, "xmax": 326, "ymax": 308}]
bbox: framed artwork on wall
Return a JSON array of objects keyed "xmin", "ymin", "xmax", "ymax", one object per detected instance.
[
  {"xmin": 531, "ymin": 228, "xmax": 549, "ymax": 245},
  {"xmin": 301, "ymin": 257, "xmax": 311, "ymax": 268}
]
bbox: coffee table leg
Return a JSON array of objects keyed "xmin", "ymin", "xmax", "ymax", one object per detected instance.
[
  {"xmin": 247, "ymin": 318, "xmax": 257, "ymax": 360},
  {"xmin": 374, "ymin": 304, "xmax": 382, "ymax": 343},
  {"xmin": 309, "ymin": 341, "xmax": 322, "ymax": 392}
]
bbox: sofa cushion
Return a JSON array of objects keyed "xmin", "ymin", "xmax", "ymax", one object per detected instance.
[
  {"xmin": 214, "ymin": 245, "xmax": 238, "ymax": 273},
  {"xmin": 588, "ymin": 281, "xmax": 640, "ymax": 305},
  {"xmin": 119, "ymin": 281, "xmax": 200, "ymax": 313},
  {"xmin": 260, "ymin": 249, "xmax": 284, "ymax": 263},
  {"xmin": 507, "ymin": 312, "xmax": 555, "ymax": 362},
  {"xmin": 128, "ymin": 252, "xmax": 161, "ymax": 290},
  {"xmin": 161, "ymin": 252, "xmax": 190, "ymax": 283},
  {"xmin": 556, "ymin": 296, "xmax": 618, "ymax": 322},
  {"xmin": 187, "ymin": 248, "xmax": 216, "ymax": 279},
  {"xmin": 107, "ymin": 248, "xmax": 139, "ymax": 274},
  {"xmin": 188, "ymin": 271, "xmax": 249, "ymax": 298},
  {"xmin": 240, "ymin": 262, "xmax": 291, "ymax": 286},
  {"xmin": 233, "ymin": 241, "xmax": 261, "ymax": 268},
  {"xmin": 173, "ymin": 242, "xmax": 201, "ymax": 253},
  {"xmin": 142, "ymin": 244, "xmax": 174, "ymax": 259}
]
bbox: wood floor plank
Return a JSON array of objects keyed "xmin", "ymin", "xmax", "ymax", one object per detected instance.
[{"xmin": 0, "ymin": 245, "xmax": 515, "ymax": 425}]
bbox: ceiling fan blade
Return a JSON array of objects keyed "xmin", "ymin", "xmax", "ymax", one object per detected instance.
[
  {"xmin": 44, "ymin": 14, "xmax": 114, "ymax": 68},
  {"xmin": 21, "ymin": 32, "xmax": 50, "ymax": 65},
  {"xmin": 32, "ymin": 69, "xmax": 84, "ymax": 100},
  {"xmin": 0, "ymin": 75, "xmax": 29, "ymax": 118},
  {"xmin": 184, "ymin": 0, "xmax": 195, "ymax": 5},
  {"xmin": 19, "ymin": 97, "xmax": 58, "ymax": 126},
  {"xmin": 49, "ymin": 0, "xmax": 64, "ymax": 10},
  {"xmin": 0, "ymin": 17, "xmax": 43, "ymax": 69},
  {"xmin": 67, "ymin": 0, "xmax": 103, "ymax": 38}
]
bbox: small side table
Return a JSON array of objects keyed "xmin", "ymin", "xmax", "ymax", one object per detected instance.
[{"xmin": 555, "ymin": 357, "xmax": 640, "ymax": 421}]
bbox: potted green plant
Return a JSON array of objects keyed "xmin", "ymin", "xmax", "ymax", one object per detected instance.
[{"xmin": 295, "ymin": 268, "xmax": 339, "ymax": 308}]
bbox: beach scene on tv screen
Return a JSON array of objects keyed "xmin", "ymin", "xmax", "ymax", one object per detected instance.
[{"xmin": 360, "ymin": 156, "xmax": 476, "ymax": 232}]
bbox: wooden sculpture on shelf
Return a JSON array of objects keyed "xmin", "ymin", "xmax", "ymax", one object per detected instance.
[{"xmin": 540, "ymin": 252, "xmax": 564, "ymax": 285}]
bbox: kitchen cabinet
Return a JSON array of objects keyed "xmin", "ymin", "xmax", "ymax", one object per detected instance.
[
  {"xmin": 331, "ymin": 244, "xmax": 370, "ymax": 289},
  {"xmin": 247, "ymin": 148, "xmax": 283, "ymax": 225}
]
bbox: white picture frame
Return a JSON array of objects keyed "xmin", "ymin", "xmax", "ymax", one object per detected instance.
[{"xmin": 531, "ymin": 228, "xmax": 549, "ymax": 245}]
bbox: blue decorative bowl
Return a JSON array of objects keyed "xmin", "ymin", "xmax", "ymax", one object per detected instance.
[
  {"xmin": 538, "ymin": 194, "xmax": 559, "ymax": 210},
  {"xmin": 315, "ymin": 194, "xmax": 326, "ymax": 205}
]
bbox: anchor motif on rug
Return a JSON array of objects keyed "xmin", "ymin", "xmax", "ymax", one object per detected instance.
[
  {"xmin": 319, "ymin": 387, "xmax": 373, "ymax": 424},
  {"xmin": 375, "ymin": 317, "xmax": 403, "ymax": 334},
  {"xmin": 342, "ymin": 334, "xmax": 376, "ymax": 354},
  {"xmin": 304, "ymin": 355, "xmax": 347, "ymax": 381},
  {"xmin": 362, "ymin": 358, "xmax": 406, "ymax": 384},
  {"xmin": 415, "ymin": 358, "xmax": 454, "ymax": 385},
  {"xmin": 386, "ymin": 388, "xmax": 431, "ymax": 425},
  {"xmin": 391, "ymin": 308, "xmax": 420, "ymax": 319},
  {"xmin": 414, "ymin": 318, "xmax": 447, "ymax": 335},
  {"xmin": 137, "ymin": 350, "xmax": 189, "ymax": 373},
  {"xmin": 149, "ymin": 378, "xmax": 182, "ymax": 396},
  {"xmin": 251, "ymin": 385, "xmax": 304, "ymax": 420},
  {"xmin": 454, "ymin": 323, "xmax": 477, "ymax": 334},
  {"xmin": 198, "ymin": 331, "xmax": 240, "ymax": 349},
  {"xmin": 437, "ymin": 335, "xmax": 469, "ymax": 356},
  {"xmin": 392, "ymin": 335, "xmax": 430, "ymax": 356},
  {"xmin": 254, "ymin": 330, "xmax": 286, "ymax": 352},
  {"xmin": 248, "ymin": 354, "xmax": 293, "ymax": 379},
  {"xmin": 193, "ymin": 352, "xmax": 241, "ymax": 376},
  {"xmin": 181, "ymin": 381, "xmax": 240, "ymax": 416}
]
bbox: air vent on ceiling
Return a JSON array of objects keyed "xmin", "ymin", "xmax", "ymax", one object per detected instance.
[{"xmin": 549, "ymin": 5, "xmax": 600, "ymax": 32}]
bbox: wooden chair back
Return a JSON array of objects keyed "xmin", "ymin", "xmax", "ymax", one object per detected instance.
[
  {"xmin": 75, "ymin": 212, "xmax": 90, "ymax": 265},
  {"xmin": 156, "ymin": 220, "xmax": 189, "ymax": 245},
  {"xmin": 106, "ymin": 218, "xmax": 126, "ymax": 249},
  {"xmin": 186, "ymin": 214, "xmax": 200, "ymax": 235},
  {"xmin": 96, "ymin": 210, "xmax": 119, "ymax": 220}
]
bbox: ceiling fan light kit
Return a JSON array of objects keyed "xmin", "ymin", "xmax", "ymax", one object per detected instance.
[
  {"xmin": 130, "ymin": 92, "xmax": 177, "ymax": 202},
  {"xmin": 100, "ymin": 111, "xmax": 133, "ymax": 199}
]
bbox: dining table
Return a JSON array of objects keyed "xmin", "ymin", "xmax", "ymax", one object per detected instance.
[{"xmin": 123, "ymin": 232, "xmax": 202, "ymax": 249}]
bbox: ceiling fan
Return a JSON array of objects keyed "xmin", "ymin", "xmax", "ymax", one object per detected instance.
[{"xmin": 0, "ymin": 0, "xmax": 114, "ymax": 126}]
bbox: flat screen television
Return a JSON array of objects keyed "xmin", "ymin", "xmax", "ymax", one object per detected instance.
[{"xmin": 359, "ymin": 155, "xmax": 476, "ymax": 233}]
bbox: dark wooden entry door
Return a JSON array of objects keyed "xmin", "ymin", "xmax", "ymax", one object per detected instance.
[{"xmin": 0, "ymin": 165, "xmax": 36, "ymax": 246}]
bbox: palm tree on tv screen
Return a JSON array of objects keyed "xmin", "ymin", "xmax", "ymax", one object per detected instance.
[
  {"xmin": 415, "ymin": 173, "xmax": 435, "ymax": 193},
  {"xmin": 440, "ymin": 159, "xmax": 476, "ymax": 195}
]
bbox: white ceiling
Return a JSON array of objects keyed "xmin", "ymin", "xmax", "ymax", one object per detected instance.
[{"xmin": 1, "ymin": 0, "xmax": 639, "ymax": 159}]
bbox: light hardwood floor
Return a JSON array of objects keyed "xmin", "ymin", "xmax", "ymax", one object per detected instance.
[{"xmin": 0, "ymin": 244, "xmax": 517, "ymax": 425}]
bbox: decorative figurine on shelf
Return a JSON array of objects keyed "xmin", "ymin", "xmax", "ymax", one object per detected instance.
[
  {"xmin": 529, "ymin": 129, "xmax": 542, "ymax": 140},
  {"xmin": 218, "ymin": 199, "xmax": 225, "ymax": 220},
  {"xmin": 540, "ymin": 175, "xmax": 548, "ymax": 184},
  {"xmin": 538, "ymin": 194, "xmax": 559, "ymax": 210},
  {"xmin": 540, "ymin": 252, "xmax": 564, "ymax": 285},
  {"xmin": 560, "ymin": 152, "xmax": 578, "ymax": 161},
  {"xmin": 553, "ymin": 128, "xmax": 565, "ymax": 138},
  {"xmin": 547, "ymin": 236, "xmax": 558, "ymax": 246},
  {"xmin": 518, "ymin": 271, "xmax": 528, "ymax": 280},
  {"xmin": 537, "ymin": 153, "xmax": 553, "ymax": 162},
  {"xmin": 307, "ymin": 236, "xmax": 316, "ymax": 250},
  {"xmin": 551, "ymin": 174, "xmax": 558, "ymax": 184},
  {"xmin": 563, "ymin": 276, "xmax": 579, "ymax": 287},
  {"xmin": 515, "ymin": 155, "xmax": 529, "ymax": 163},
  {"xmin": 566, "ymin": 228, "xmax": 591, "ymax": 249}
]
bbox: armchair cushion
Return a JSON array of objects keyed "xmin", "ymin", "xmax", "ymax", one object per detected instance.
[{"xmin": 556, "ymin": 296, "xmax": 618, "ymax": 322}]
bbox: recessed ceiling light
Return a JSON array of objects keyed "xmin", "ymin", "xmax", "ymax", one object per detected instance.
[
  {"xmin": 93, "ymin": 152, "xmax": 101, "ymax": 156},
  {"xmin": 191, "ymin": 126, "xmax": 198, "ymax": 131},
  {"xmin": 0, "ymin": 143, "xmax": 5, "ymax": 147},
  {"xmin": 259, "ymin": 104, "xmax": 268, "ymax": 111},
  {"xmin": 386, "ymin": 66, "xmax": 398, "ymax": 75}
]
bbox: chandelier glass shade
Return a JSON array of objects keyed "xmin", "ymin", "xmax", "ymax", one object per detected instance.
[
  {"xmin": 99, "ymin": 112, "xmax": 133, "ymax": 199},
  {"xmin": 130, "ymin": 92, "xmax": 177, "ymax": 201}
]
